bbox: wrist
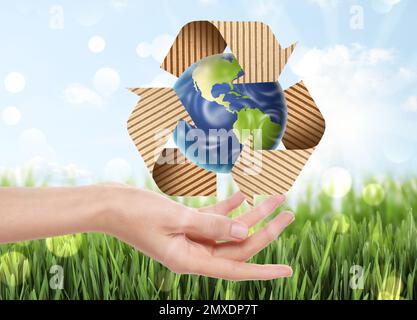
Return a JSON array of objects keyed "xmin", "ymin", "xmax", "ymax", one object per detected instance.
[
  {"xmin": 90, "ymin": 184, "xmax": 139, "ymax": 237},
  {"xmin": 85, "ymin": 185, "xmax": 119, "ymax": 234}
]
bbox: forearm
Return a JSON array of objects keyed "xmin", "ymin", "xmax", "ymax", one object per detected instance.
[
  {"xmin": 0, "ymin": 186, "xmax": 111, "ymax": 244},
  {"xmin": 0, "ymin": 184, "xmax": 294, "ymax": 280}
]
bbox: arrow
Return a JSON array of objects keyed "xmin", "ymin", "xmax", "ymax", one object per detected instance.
[
  {"xmin": 128, "ymin": 87, "xmax": 216, "ymax": 196},
  {"xmin": 231, "ymin": 81, "xmax": 325, "ymax": 206}
]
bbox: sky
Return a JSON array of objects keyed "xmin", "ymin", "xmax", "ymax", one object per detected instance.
[{"xmin": 0, "ymin": 0, "xmax": 416, "ymax": 197}]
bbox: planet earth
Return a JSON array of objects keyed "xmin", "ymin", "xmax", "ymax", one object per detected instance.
[{"xmin": 173, "ymin": 53, "xmax": 287, "ymax": 173}]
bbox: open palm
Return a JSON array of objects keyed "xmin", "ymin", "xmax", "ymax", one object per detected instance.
[{"xmin": 160, "ymin": 193, "xmax": 294, "ymax": 281}]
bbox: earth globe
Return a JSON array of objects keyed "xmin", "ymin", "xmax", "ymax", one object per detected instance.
[{"xmin": 173, "ymin": 53, "xmax": 287, "ymax": 173}]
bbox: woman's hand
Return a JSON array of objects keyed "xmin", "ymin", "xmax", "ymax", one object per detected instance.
[
  {"xmin": 103, "ymin": 184, "xmax": 294, "ymax": 281},
  {"xmin": 0, "ymin": 184, "xmax": 294, "ymax": 281}
]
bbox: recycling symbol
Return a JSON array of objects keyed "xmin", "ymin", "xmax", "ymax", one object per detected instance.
[{"xmin": 128, "ymin": 21, "xmax": 326, "ymax": 206}]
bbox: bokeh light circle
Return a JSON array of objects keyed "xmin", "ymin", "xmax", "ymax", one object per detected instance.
[
  {"xmin": 383, "ymin": 139, "xmax": 413, "ymax": 164},
  {"xmin": 46, "ymin": 234, "xmax": 83, "ymax": 257},
  {"xmin": 4, "ymin": 72, "xmax": 26, "ymax": 93},
  {"xmin": 331, "ymin": 214, "xmax": 350, "ymax": 234},
  {"xmin": 362, "ymin": 183, "xmax": 385, "ymax": 206},
  {"xmin": 0, "ymin": 251, "xmax": 30, "ymax": 286},
  {"xmin": 2, "ymin": 106, "xmax": 21, "ymax": 126},
  {"xmin": 88, "ymin": 36, "xmax": 106, "ymax": 53},
  {"xmin": 378, "ymin": 275, "xmax": 403, "ymax": 300},
  {"xmin": 321, "ymin": 167, "xmax": 352, "ymax": 198},
  {"xmin": 93, "ymin": 67, "xmax": 120, "ymax": 96}
]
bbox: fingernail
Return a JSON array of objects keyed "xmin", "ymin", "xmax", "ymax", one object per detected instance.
[
  {"xmin": 230, "ymin": 223, "xmax": 248, "ymax": 240},
  {"xmin": 275, "ymin": 194, "xmax": 286, "ymax": 202},
  {"xmin": 281, "ymin": 267, "xmax": 293, "ymax": 277},
  {"xmin": 284, "ymin": 212, "xmax": 295, "ymax": 224},
  {"xmin": 273, "ymin": 266, "xmax": 293, "ymax": 278}
]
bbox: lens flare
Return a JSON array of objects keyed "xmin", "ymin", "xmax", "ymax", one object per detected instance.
[
  {"xmin": 378, "ymin": 275, "xmax": 403, "ymax": 300},
  {"xmin": 331, "ymin": 214, "xmax": 350, "ymax": 234},
  {"xmin": 46, "ymin": 234, "xmax": 83, "ymax": 257},
  {"xmin": 0, "ymin": 251, "xmax": 30, "ymax": 287},
  {"xmin": 362, "ymin": 183, "xmax": 385, "ymax": 206},
  {"xmin": 321, "ymin": 167, "xmax": 352, "ymax": 198}
]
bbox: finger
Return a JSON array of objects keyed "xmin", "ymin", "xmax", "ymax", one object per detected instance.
[
  {"xmin": 187, "ymin": 249, "xmax": 293, "ymax": 281},
  {"xmin": 214, "ymin": 211, "xmax": 295, "ymax": 261},
  {"xmin": 179, "ymin": 210, "xmax": 249, "ymax": 242},
  {"xmin": 199, "ymin": 192, "xmax": 245, "ymax": 216},
  {"xmin": 236, "ymin": 194, "xmax": 286, "ymax": 227},
  {"xmin": 189, "ymin": 193, "xmax": 245, "ymax": 243},
  {"xmin": 164, "ymin": 234, "xmax": 292, "ymax": 281}
]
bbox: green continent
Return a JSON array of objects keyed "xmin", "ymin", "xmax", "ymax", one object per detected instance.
[
  {"xmin": 192, "ymin": 55, "xmax": 243, "ymax": 112},
  {"xmin": 233, "ymin": 108, "xmax": 281, "ymax": 150}
]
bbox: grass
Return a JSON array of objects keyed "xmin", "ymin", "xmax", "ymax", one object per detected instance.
[{"xmin": 0, "ymin": 172, "xmax": 416, "ymax": 300}]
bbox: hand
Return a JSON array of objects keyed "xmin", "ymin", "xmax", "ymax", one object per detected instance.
[
  {"xmin": 104, "ymin": 185, "xmax": 295, "ymax": 281},
  {"xmin": 0, "ymin": 184, "xmax": 294, "ymax": 281}
]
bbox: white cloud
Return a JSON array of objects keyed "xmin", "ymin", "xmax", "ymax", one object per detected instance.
[
  {"xmin": 4, "ymin": 72, "xmax": 26, "ymax": 93},
  {"xmin": 88, "ymin": 36, "xmax": 106, "ymax": 53},
  {"xmin": 383, "ymin": 137, "xmax": 413, "ymax": 164},
  {"xmin": 104, "ymin": 158, "xmax": 132, "ymax": 183},
  {"xmin": 383, "ymin": 0, "xmax": 401, "ymax": 4},
  {"xmin": 59, "ymin": 163, "xmax": 92, "ymax": 183},
  {"xmin": 143, "ymin": 72, "xmax": 177, "ymax": 88},
  {"xmin": 76, "ymin": 5, "xmax": 104, "ymax": 27},
  {"xmin": 136, "ymin": 34, "xmax": 174, "ymax": 63},
  {"xmin": 403, "ymin": 96, "xmax": 417, "ymax": 112},
  {"xmin": 290, "ymin": 44, "xmax": 407, "ymax": 99},
  {"xmin": 199, "ymin": 0, "xmax": 218, "ymax": 6},
  {"xmin": 65, "ymin": 68, "xmax": 121, "ymax": 107},
  {"xmin": 19, "ymin": 128, "xmax": 56, "ymax": 162},
  {"xmin": 93, "ymin": 67, "xmax": 120, "ymax": 96},
  {"xmin": 289, "ymin": 43, "xmax": 416, "ymax": 174},
  {"xmin": 20, "ymin": 128, "xmax": 47, "ymax": 147},
  {"xmin": 64, "ymin": 68, "xmax": 122, "ymax": 108},
  {"xmin": 64, "ymin": 83, "xmax": 104, "ymax": 107},
  {"xmin": 308, "ymin": 0, "xmax": 339, "ymax": 8},
  {"xmin": 365, "ymin": 48, "xmax": 395, "ymax": 65},
  {"xmin": 93, "ymin": 135, "xmax": 128, "ymax": 146},
  {"xmin": 110, "ymin": 0, "xmax": 129, "ymax": 9},
  {"xmin": 2, "ymin": 106, "xmax": 21, "ymax": 126},
  {"xmin": 372, "ymin": 0, "xmax": 401, "ymax": 14},
  {"xmin": 248, "ymin": 0, "xmax": 293, "ymax": 17},
  {"xmin": 9, "ymin": 157, "xmax": 93, "ymax": 186},
  {"xmin": 252, "ymin": 0, "xmax": 278, "ymax": 16},
  {"xmin": 398, "ymin": 67, "xmax": 415, "ymax": 81}
]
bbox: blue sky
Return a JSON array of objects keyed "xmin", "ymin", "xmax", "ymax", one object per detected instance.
[{"xmin": 0, "ymin": 0, "xmax": 416, "ymax": 194}]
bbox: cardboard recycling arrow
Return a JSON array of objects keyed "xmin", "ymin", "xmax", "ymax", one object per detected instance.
[
  {"xmin": 128, "ymin": 87, "xmax": 216, "ymax": 196},
  {"xmin": 128, "ymin": 21, "xmax": 326, "ymax": 205}
]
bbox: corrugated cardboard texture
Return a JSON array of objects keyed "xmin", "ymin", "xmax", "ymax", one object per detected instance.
[
  {"xmin": 231, "ymin": 82, "xmax": 325, "ymax": 205},
  {"xmin": 282, "ymin": 82, "xmax": 325, "ymax": 149},
  {"xmin": 161, "ymin": 21, "xmax": 226, "ymax": 78},
  {"xmin": 162, "ymin": 21, "xmax": 296, "ymax": 83},
  {"xmin": 129, "ymin": 21, "xmax": 325, "ymax": 204},
  {"xmin": 153, "ymin": 148, "xmax": 216, "ymax": 196},
  {"xmin": 128, "ymin": 87, "xmax": 216, "ymax": 195}
]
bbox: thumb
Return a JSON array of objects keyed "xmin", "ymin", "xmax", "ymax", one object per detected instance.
[{"xmin": 180, "ymin": 210, "xmax": 249, "ymax": 241}]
